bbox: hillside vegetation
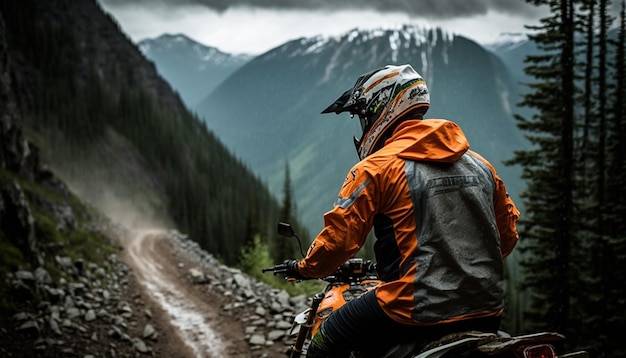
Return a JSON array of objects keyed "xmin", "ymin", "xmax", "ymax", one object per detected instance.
[{"xmin": 0, "ymin": 0, "xmax": 302, "ymax": 266}]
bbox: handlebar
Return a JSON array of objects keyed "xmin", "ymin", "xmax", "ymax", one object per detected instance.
[
  {"xmin": 262, "ymin": 258, "xmax": 378, "ymax": 282},
  {"xmin": 261, "ymin": 263, "xmax": 290, "ymax": 274},
  {"xmin": 262, "ymin": 261, "xmax": 308, "ymax": 282}
]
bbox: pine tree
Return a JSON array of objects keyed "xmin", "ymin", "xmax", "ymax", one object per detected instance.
[
  {"xmin": 601, "ymin": 2, "xmax": 626, "ymax": 356},
  {"xmin": 508, "ymin": 0, "xmax": 577, "ymax": 337},
  {"xmin": 273, "ymin": 161, "xmax": 297, "ymax": 261},
  {"xmin": 513, "ymin": 1, "xmax": 626, "ymax": 356}
]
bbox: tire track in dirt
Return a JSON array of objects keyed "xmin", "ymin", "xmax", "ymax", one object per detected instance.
[{"xmin": 124, "ymin": 230, "xmax": 228, "ymax": 357}]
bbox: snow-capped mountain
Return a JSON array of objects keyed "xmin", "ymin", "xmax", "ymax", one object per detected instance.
[
  {"xmin": 138, "ymin": 34, "xmax": 252, "ymax": 107},
  {"xmin": 192, "ymin": 24, "xmax": 528, "ymax": 235}
]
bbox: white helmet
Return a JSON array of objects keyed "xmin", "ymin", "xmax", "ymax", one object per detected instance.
[{"xmin": 322, "ymin": 64, "xmax": 430, "ymax": 160}]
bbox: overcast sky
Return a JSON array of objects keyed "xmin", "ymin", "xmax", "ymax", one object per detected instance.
[{"xmin": 97, "ymin": 0, "xmax": 555, "ymax": 55}]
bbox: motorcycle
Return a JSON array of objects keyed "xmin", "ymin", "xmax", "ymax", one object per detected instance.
[{"xmin": 263, "ymin": 222, "xmax": 590, "ymax": 358}]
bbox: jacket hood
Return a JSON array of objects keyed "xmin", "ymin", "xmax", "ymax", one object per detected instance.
[{"xmin": 384, "ymin": 119, "xmax": 469, "ymax": 162}]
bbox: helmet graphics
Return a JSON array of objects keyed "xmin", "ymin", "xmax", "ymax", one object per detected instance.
[{"xmin": 322, "ymin": 64, "xmax": 429, "ymax": 160}]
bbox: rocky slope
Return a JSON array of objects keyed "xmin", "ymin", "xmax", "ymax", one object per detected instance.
[
  {"xmin": 1, "ymin": 246, "xmax": 166, "ymax": 357},
  {"xmin": 0, "ymin": 10, "xmax": 307, "ymax": 357},
  {"xmin": 1, "ymin": 226, "xmax": 310, "ymax": 357}
]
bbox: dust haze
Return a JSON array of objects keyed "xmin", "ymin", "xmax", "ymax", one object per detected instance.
[{"xmin": 46, "ymin": 142, "xmax": 174, "ymax": 235}]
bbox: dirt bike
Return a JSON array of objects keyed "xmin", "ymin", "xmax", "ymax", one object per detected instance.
[{"xmin": 263, "ymin": 222, "xmax": 590, "ymax": 358}]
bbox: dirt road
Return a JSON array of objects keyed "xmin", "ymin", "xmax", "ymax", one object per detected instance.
[{"xmin": 121, "ymin": 230, "xmax": 266, "ymax": 357}]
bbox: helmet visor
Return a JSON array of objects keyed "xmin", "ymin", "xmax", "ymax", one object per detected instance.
[{"xmin": 321, "ymin": 89, "xmax": 353, "ymax": 115}]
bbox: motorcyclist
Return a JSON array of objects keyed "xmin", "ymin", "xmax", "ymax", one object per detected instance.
[{"xmin": 284, "ymin": 64, "xmax": 520, "ymax": 357}]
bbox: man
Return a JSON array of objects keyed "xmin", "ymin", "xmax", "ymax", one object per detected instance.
[{"xmin": 285, "ymin": 64, "xmax": 520, "ymax": 357}]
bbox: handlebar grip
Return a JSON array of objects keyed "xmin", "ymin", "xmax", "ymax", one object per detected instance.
[{"xmin": 262, "ymin": 264, "xmax": 289, "ymax": 275}]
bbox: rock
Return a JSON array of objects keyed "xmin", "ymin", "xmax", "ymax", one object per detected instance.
[
  {"xmin": 108, "ymin": 325, "xmax": 123, "ymax": 339},
  {"xmin": 56, "ymin": 256, "xmax": 76, "ymax": 275},
  {"xmin": 66, "ymin": 307, "xmax": 81, "ymax": 319},
  {"xmin": 35, "ymin": 267, "xmax": 52, "ymax": 285},
  {"xmin": 44, "ymin": 287, "xmax": 65, "ymax": 302},
  {"xmin": 233, "ymin": 273, "xmax": 250, "ymax": 289},
  {"xmin": 189, "ymin": 268, "xmax": 205, "ymax": 283},
  {"xmin": 255, "ymin": 306, "xmax": 267, "ymax": 316},
  {"xmin": 267, "ymin": 330, "xmax": 285, "ymax": 341},
  {"xmin": 276, "ymin": 320, "xmax": 293, "ymax": 330},
  {"xmin": 117, "ymin": 301, "xmax": 133, "ymax": 317},
  {"xmin": 69, "ymin": 282, "xmax": 87, "ymax": 295},
  {"xmin": 52, "ymin": 204, "xmax": 76, "ymax": 231},
  {"xmin": 0, "ymin": 181, "xmax": 41, "ymax": 266},
  {"xmin": 15, "ymin": 270, "xmax": 35, "ymax": 282},
  {"xmin": 249, "ymin": 334, "xmax": 265, "ymax": 346},
  {"xmin": 112, "ymin": 315, "xmax": 126, "ymax": 327},
  {"xmin": 84, "ymin": 309, "xmax": 96, "ymax": 322},
  {"xmin": 18, "ymin": 319, "xmax": 40, "ymax": 336},
  {"xmin": 12, "ymin": 312, "xmax": 30, "ymax": 322},
  {"xmin": 63, "ymin": 295, "xmax": 76, "ymax": 309},
  {"xmin": 142, "ymin": 323, "xmax": 157, "ymax": 339},
  {"xmin": 132, "ymin": 338, "xmax": 150, "ymax": 353},
  {"xmin": 47, "ymin": 316, "xmax": 62, "ymax": 335}
]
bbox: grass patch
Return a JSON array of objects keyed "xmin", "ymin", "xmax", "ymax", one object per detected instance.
[
  {"xmin": 1, "ymin": 168, "xmax": 119, "ymax": 280},
  {"xmin": 32, "ymin": 208, "xmax": 117, "ymax": 275}
]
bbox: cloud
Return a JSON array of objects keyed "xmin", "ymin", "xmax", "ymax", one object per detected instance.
[{"xmin": 99, "ymin": 0, "xmax": 545, "ymax": 20}]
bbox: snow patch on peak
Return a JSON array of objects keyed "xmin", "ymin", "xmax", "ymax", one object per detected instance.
[
  {"xmin": 484, "ymin": 32, "xmax": 529, "ymax": 52},
  {"xmin": 340, "ymin": 24, "xmax": 456, "ymax": 50},
  {"xmin": 139, "ymin": 34, "xmax": 252, "ymax": 66},
  {"xmin": 303, "ymin": 36, "xmax": 332, "ymax": 55},
  {"xmin": 278, "ymin": 23, "xmax": 459, "ymax": 64}
]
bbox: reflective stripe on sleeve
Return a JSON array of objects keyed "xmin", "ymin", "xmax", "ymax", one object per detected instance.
[{"xmin": 333, "ymin": 178, "xmax": 371, "ymax": 209}]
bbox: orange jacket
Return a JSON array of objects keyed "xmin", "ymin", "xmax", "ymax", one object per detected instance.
[{"xmin": 298, "ymin": 119, "xmax": 519, "ymax": 325}]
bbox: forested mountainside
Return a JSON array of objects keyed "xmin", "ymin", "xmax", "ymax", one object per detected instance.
[
  {"xmin": 0, "ymin": 0, "xmax": 297, "ymax": 266},
  {"xmin": 0, "ymin": 10, "xmax": 139, "ymax": 355}
]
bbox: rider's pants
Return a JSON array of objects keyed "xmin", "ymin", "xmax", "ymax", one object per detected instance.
[{"xmin": 306, "ymin": 289, "xmax": 501, "ymax": 358}]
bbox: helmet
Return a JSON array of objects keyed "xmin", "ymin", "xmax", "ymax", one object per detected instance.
[{"xmin": 322, "ymin": 64, "xmax": 430, "ymax": 160}]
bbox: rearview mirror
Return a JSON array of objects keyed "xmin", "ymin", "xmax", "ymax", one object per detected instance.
[
  {"xmin": 277, "ymin": 222, "xmax": 306, "ymax": 258},
  {"xmin": 277, "ymin": 222, "xmax": 295, "ymax": 237}
]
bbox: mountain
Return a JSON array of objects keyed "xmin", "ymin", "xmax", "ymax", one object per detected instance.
[
  {"xmin": 138, "ymin": 34, "xmax": 252, "ymax": 108},
  {"xmin": 194, "ymin": 25, "xmax": 529, "ymax": 235},
  {"xmin": 485, "ymin": 33, "xmax": 540, "ymax": 89}
]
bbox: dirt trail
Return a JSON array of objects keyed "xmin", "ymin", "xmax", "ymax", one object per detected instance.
[{"xmin": 121, "ymin": 230, "xmax": 255, "ymax": 357}]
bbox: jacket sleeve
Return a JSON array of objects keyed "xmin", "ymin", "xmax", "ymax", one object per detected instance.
[
  {"xmin": 494, "ymin": 180, "xmax": 520, "ymax": 258},
  {"xmin": 297, "ymin": 163, "xmax": 376, "ymax": 278},
  {"xmin": 469, "ymin": 151, "xmax": 520, "ymax": 258}
]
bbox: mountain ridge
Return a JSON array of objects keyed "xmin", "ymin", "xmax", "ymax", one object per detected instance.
[{"xmin": 138, "ymin": 33, "xmax": 252, "ymax": 107}]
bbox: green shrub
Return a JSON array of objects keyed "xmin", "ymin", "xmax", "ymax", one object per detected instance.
[{"xmin": 238, "ymin": 234, "xmax": 323, "ymax": 296}]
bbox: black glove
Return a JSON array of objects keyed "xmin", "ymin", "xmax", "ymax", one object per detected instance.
[{"xmin": 280, "ymin": 259, "xmax": 305, "ymax": 281}]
